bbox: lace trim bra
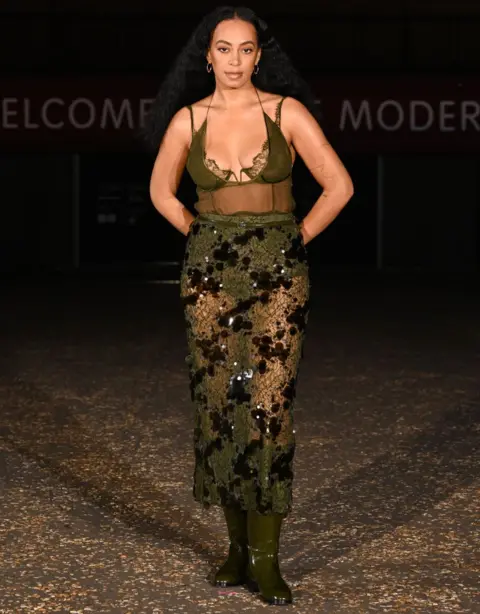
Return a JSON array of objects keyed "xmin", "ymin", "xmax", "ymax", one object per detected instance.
[
  {"xmin": 199, "ymin": 96, "xmax": 284, "ymax": 184},
  {"xmin": 186, "ymin": 91, "xmax": 293, "ymax": 192}
]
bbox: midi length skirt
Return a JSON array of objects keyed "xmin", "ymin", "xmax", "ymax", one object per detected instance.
[{"xmin": 180, "ymin": 211, "xmax": 310, "ymax": 516}]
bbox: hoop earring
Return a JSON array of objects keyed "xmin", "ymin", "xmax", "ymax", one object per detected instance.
[
  {"xmin": 254, "ymin": 64, "xmax": 259, "ymax": 75},
  {"xmin": 206, "ymin": 62, "xmax": 213, "ymax": 73}
]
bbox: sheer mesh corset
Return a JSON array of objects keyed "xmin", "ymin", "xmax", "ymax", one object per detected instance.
[
  {"xmin": 195, "ymin": 177, "xmax": 294, "ymax": 214},
  {"xmin": 186, "ymin": 96, "xmax": 294, "ymax": 215}
]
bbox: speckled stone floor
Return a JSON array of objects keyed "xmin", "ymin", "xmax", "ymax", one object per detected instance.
[{"xmin": 0, "ymin": 273, "xmax": 478, "ymax": 613}]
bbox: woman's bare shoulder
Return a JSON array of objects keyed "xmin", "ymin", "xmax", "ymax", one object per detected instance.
[
  {"xmin": 279, "ymin": 97, "xmax": 318, "ymax": 133},
  {"xmin": 158, "ymin": 106, "xmax": 193, "ymax": 148},
  {"xmin": 256, "ymin": 89, "xmax": 284, "ymax": 107},
  {"xmin": 189, "ymin": 95, "xmax": 213, "ymax": 111},
  {"xmin": 281, "ymin": 96, "xmax": 311, "ymax": 116},
  {"xmin": 185, "ymin": 95, "xmax": 214, "ymax": 128},
  {"xmin": 257, "ymin": 90, "xmax": 304, "ymax": 119}
]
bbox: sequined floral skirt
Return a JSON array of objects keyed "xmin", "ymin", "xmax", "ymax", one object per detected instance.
[{"xmin": 180, "ymin": 212, "xmax": 310, "ymax": 515}]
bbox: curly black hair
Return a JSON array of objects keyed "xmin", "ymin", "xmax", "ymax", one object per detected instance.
[{"xmin": 142, "ymin": 5, "xmax": 319, "ymax": 152}]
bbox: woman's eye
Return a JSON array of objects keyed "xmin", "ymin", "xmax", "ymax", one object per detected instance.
[{"xmin": 216, "ymin": 47, "xmax": 253, "ymax": 53}]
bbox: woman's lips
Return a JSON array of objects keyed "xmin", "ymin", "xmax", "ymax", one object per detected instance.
[{"xmin": 225, "ymin": 72, "xmax": 243, "ymax": 80}]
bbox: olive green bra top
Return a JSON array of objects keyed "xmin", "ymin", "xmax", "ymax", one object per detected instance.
[{"xmin": 185, "ymin": 91, "xmax": 295, "ymax": 215}]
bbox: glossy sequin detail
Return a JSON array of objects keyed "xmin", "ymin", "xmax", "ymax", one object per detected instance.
[{"xmin": 180, "ymin": 213, "xmax": 310, "ymax": 515}]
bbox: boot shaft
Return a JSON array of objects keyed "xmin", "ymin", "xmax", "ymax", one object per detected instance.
[
  {"xmin": 247, "ymin": 511, "xmax": 285, "ymax": 551},
  {"xmin": 245, "ymin": 511, "xmax": 292, "ymax": 605}
]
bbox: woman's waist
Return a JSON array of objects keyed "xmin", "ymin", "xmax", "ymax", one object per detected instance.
[
  {"xmin": 195, "ymin": 178, "xmax": 293, "ymax": 212},
  {"xmin": 196, "ymin": 211, "xmax": 296, "ymax": 227}
]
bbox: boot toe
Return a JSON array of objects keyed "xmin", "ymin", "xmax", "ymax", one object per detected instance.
[
  {"xmin": 260, "ymin": 582, "xmax": 292, "ymax": 605},
  {"xmin": 271, "ymin": 595, "xmax": 293, "ymax": 605},
  {"xmin": 213, "ymin": 568, "xmax": 246, "ymax": 587},
  {"xmin": 245, "ymin": 575, "xmax": 259, "ymax": 593},
  {"xmin": 214, "ymin": 577, "xmax": 240, "ymax": 587},
  {"xmin": 213, "ymin": 559, "xmax": 249, "ymax": 587}
]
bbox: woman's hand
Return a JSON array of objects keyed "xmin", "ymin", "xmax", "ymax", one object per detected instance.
[{"xmin": 299, "ymin": 223, "xmax": 310, "ymax": 246}]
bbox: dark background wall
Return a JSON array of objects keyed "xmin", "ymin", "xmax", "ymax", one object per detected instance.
[
  {"xmin": 1, "ymin": 1, "xmax": 478, "ymax": 275},
  {"xmin": 3, "ymin": 0, "xmax": 480, "ymax": 74}
]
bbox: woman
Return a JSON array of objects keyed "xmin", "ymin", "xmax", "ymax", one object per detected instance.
[{"xmin": 147, "ymin": 6, "xmax": 353, "ymax": 606}]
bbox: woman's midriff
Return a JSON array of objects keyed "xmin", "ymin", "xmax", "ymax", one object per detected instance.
[{"xmin": 194, "ymin": 177, "xmax": 295, "ymax": 215}]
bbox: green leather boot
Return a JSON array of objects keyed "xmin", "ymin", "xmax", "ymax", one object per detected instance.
[
  {"xmin": 245, "ymin": 511, "xmax": 292, "ymax": 605},
  {"xmin": 213, "ymin": 505, "xmax": 250, "ymax": 587}
]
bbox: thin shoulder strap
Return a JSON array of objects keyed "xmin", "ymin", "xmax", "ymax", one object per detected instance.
[
  {"xmin": 186, "ymin": 105, "xmax": 195, "ymax": 135},
  {"xmin": 254, "ymin": 87, "xmax": 265, "ymax": 114},
  {"xmin": 275, "ymin": 96, "xmax": 287, "ymax": 127},
  {"xmin": 188, "ymin": 96, "xmax": 214, "ymax": 135},
  {"xmin": 253, "ymin": 88, "xmax": 271, "ymax": 152},
  {"xmin": 206, "ymin": 93, "xmax": 214, "ymax": 120}
]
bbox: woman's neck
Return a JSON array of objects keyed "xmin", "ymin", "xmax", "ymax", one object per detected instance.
[{"xmin": 211, "ymin": 82, "xmax": 259, "ymax": 109}]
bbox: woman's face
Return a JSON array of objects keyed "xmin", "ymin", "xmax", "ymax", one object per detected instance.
[{"xmin": 207, "ymin": 18, "xmax": 261, "ymax": 89}]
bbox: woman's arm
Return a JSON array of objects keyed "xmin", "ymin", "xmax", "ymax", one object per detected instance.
[
  {"xmin": 149, "ymin": 107, "xmax": 196, "ymax": 236},
  {"xmin": 282, "ymin": 97, "xmax": 354, "ymax": 246}
]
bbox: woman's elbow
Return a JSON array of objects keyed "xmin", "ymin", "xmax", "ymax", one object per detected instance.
[
  {"xmin": 342, "ymin": 176, "xmax": 354, "ymax": 201},
  {"xmin": 149, "ymin": 184, "xmax": 160, "ymax": 210},
  {"xmin": 149, "ymin": 182, "xmax": 167, "ymax": 212},
  {"xmin": 346, "ymin": 182, "xmax": 354, "ymax": 200},
  {"xmin": 149, "ymin": 175, "xmax": 167, "ymax": 208},
  {"xmin": 149, "ymin": 180, "xmax": 159, "ymax": 204}
]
